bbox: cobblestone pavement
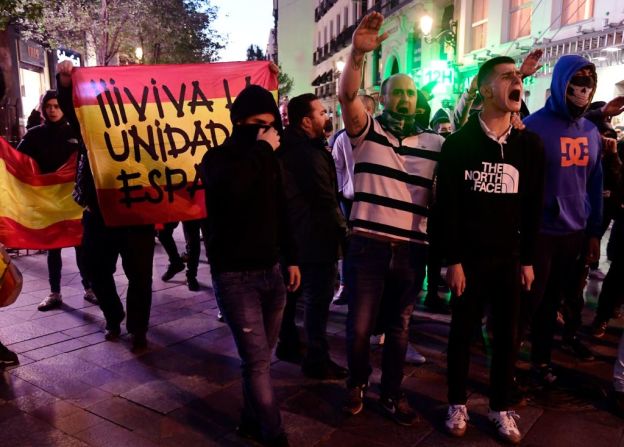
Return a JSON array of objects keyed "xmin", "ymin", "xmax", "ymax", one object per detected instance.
[{"xmin": 1, "ymin": 229, "xmax": 623, "ymax": 446}]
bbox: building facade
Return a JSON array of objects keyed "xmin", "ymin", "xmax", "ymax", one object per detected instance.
[
  {"xmin": 455, "ymin": 0, "xmax": 624, "ymax": 126},
  {"xmin": 275, "ymin": 0, "xmax": 316, "ymax": 99},
  {"xmin": 311, "ymin": 0, "xmax": 456, "ymax": 130}
]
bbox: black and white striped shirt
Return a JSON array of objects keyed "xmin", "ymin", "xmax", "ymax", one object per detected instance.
[{"xmin": 349, "ymin": 115, "xmax": 443, "ymax": 243}]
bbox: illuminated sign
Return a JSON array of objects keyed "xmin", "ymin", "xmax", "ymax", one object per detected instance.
[
  {"xmin": 420, "ymin": 60, "xmax": 454, "ymax": 94},
  {"xmin": 57, "ymin": 48, "xmax": 82, "ymax": 67}
]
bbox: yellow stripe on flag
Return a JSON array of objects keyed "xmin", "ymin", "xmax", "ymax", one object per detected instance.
[{"xmin": 0, "ymin": 159, "xmax": 83, "ymax": 230}]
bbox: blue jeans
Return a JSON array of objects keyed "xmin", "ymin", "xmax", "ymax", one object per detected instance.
[
  {"xmin": 345, "ymin": 234, "xmax": 427, "ymax": 396},
  {"xmin": 300, "ymin": 262, "xmax": 338, "ymax": 367},
  {"xmin": 211, "ymin": 264, "xmax": 286, "ymax": 440}
]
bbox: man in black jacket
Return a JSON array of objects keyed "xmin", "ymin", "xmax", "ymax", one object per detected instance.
[
  {"xmin": 278, "ymin": 93, "xmax": 348, "ymax": 380},
  {"xmin": 17, "ymin": 90, "xmax": 95, "ymax": 311},
  {"xmin": 56, "ymin": 61, "xmax": 155, "ymax": 352},
  {"xmin": 200, "ymin": 85, "xmax": 300, "ymax": 447},
  {"xmin": 437, "ymin": 57, "xmax": 544, "ymax": 444}
]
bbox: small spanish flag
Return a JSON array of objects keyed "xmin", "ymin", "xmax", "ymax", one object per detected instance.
[{"xmin": 0, "ymin": 137, "xmax": 83, "ymax": 249}]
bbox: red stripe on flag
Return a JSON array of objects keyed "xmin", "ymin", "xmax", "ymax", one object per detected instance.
[
  {"xmin": 96, "ymin": 187, "xmax": 206, "ymax": 226},
  {"xmin": 0, "ymin": 137, "xmax": 78, "ymax": 186},
  {"xmin": 72, "ymin": 61, "xmax": 277, "ymax": 107},
  {"xmin": 0, "ymin": 217, "xmax": 83, "ymax": 250}
]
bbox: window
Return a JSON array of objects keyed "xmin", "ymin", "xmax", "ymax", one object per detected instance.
[
  {"xmin": 324, "ymin": 26, "xmax": 328, "ymax": 45},
  {"xmin": 508, "ymin": 0, "xmax": 531, "ymax": 40},
  {"xmin": 318, "ymin": 31, "xmax": 321, "ymax": 48},
  {"xmin": 561, "ymin": 0, "xmax": 594, "ymax": 26},
  {"xmin": 353, "ymin": 2, "xmax": 358, "ymax": 24},
  {"xmin": 344, "ymin": 6, "xmax": 349, "ymax": 27},
  {"xmin": 471, "ymin": 0, "xmax": 488, "ymax": 51},
  {"xmin": 330, "ymin": 20, "xmax": 334, "ymax": 39},
  {"xmin": 337, "ymin": 15, "xmax": 341, "ymax": 34}
]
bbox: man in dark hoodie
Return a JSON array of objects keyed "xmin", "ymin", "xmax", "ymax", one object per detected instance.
[
  {"xmin": 199, "ymin": 84, "xmax": 300, "ymax": 447},
  {"xmin": 437, "ymin": 56, "xmax": 544, "ymax": 444},
  {"xmin": 56, "ymin": 60, "xmax": 155, "ymax": 352},
  {"xmin": 277, "ymin": 93, "xmax": 348, "ymax": 380},
  {"xmin": 17, "ymin": 90, "xmax": 95, "ymax": 311},
  {"xmin": 522, "ymin": 55, "xmax": 603, "ymax": 385}
]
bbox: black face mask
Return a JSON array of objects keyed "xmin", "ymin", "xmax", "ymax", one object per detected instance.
[
  {"xmin": 439, "ymin": 131, "xmax": 451, "ymax": 139},
  {"xmin": 232, "ymin": 123, "xmax": 272, "ymax": 144}
]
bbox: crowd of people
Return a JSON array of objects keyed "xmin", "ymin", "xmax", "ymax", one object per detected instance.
[{"xmin": 2, "ymin": 11, "xmax": 624, "ymax": 447}]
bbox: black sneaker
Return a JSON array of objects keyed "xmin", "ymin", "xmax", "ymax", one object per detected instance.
[
  {"xmin": 592, "ymin": 319, "xmax": 608, "ymax": 338},
  {"xmin": 187, "ymin": 276, "xmax": 200, "ymax": 291},
  {"xmin": 131, "ymin": 332, "xmax": 148, "ymax": 352},
  {"xmin": 275, "ymin": 343, "xmax": 303, "ymax": 364},
  {"xmin": 561, "ymin": 336, "xmax": 594, "ymax": 361},
  {"xmin": 265, "ymin": 433, "xmax": 290, "ymax": 447},
  {"xmin": 0, "ymin": 343, "xmax": 19, "ymax": 367},
  {"xmin": 161, "ymin": 262, "xmax": 185, "ymax": 281},
  {"xmin": 302, "ymin": 359, "xmax": 348, "ymax": 380},
  {"xmin": 531, "ymin": 364, "xmax": 557, "ymax": 387},
  {"xmin": 343, "ymin": 384, "xmax": 366, "ymax": 415},
  {"xmin": 104, "ymin": 326, "xmax": 121, "ymax": 341},
  {"xmin": 379, "ymin": 392, "xmax": 417, "ymax": 426},
  {"xmin": 235, "ymin": 418, "xmax": 262, "ymax": 443}
]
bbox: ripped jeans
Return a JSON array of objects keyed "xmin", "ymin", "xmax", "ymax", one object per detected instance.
[{"xmin": 211, "ymin": 264, "xmax": 286, "ymax": 440}]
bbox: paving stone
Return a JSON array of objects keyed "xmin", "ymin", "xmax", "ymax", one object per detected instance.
[
  {"xmin": 62, "ymin": 324, "xmax": 102, "ymax": 338},
  {"xmin": 28, "ymin": 399, "xmax": 82, "ymax": 422},
  {"xmin": 67, "ymin": 387, "xmax": 114, "ymax": 409},
  {"xmin": 0, "ymin": 412, "xmax": 89, "ymax": 447},
  {"xmin": 73, "ymin": 339, "xmax": 138, "ymax": 368},
  {"xmin": 0, "ymin": 321, "xmax": 59, "ymax": 344},
  {"xmin": 8, "ymin": 331, "xmax": 72, "ymax": 353},
  {"xmin": 23, "ymin": 344, "xmax": 64, "ymax": 361},
  {"xmin": 526, "ymin": 407, "xmax": 624, "ymax": 446},
  {"xmin": 282, "ymin": 409, "xmax": 335, "ymax": 447},
  {"xmin": 52, "ymin": 410, "xmax": 106, "ymax": 435},
  {"xmin": 120, "ymin": 379, "xmax": 198, "ymax": 414},
  {"xmin": 73, "ymin": 418, "xmax": 159, "ymax": 447},
  {"xmin": 87, "ymin": 396, "xmax": 164, "ymax": 432}
]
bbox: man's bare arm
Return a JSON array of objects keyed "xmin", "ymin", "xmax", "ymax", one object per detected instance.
[{"xmin": 339, "ymin": 12, "xmax": 388, "ymax": 136}]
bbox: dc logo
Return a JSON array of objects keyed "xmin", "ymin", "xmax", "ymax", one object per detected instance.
[{"xmin": 560, "ymin": 137, "xmax": 589, "ymax": 167}]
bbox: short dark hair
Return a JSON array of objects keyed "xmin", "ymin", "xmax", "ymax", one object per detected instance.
[
  {"xmin": 477, "ymin": 56, "xmax": 516, "ymax": 88},
  {"xmin": 287, "ymin": 93, "xmax": 318, "ymax": 128},
  {"xmin": 360, "ymin": 94, "xmax": 376, "ymax": 112}
]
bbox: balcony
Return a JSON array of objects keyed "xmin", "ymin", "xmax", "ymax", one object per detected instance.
[{"xmin": 314, "ymin": 0, "xmax": 338, "ymax": 22}]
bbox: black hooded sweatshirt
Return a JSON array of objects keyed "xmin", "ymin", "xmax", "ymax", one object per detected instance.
[
  {"xmin": 17, "ymin": 91, "xmax": 80, "ymax": 174},
  {"xmin": 199, "ymin": 85, "xmax": 296, "ymax": 273},
  {"xmin": 436, "ymin": 113, "xmax": 545, "ymax": 266}
]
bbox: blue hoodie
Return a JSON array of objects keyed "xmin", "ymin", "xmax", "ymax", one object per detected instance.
[{"xmin": 523, "ymin": 55, "xmax": 603, "ymax": 237}]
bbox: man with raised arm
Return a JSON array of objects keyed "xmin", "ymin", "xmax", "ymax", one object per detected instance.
[{"xmin": 338, "ymin": 12, "xmax": 444, "ymax": 425}]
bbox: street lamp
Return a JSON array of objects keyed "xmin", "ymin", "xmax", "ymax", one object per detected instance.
[
  {"xmin": 135, "ymin": 46, "xmax": 143, "ymax": 62},
  {"xmin": 335, "ymin": 59, "xmax": 346, "ymax": 73},
  {"xmin": 419, "ymin": 14, "xmax": 433, "ymax": 37}
]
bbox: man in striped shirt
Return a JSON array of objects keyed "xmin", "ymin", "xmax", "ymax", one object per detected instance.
[{"xmin": 339, "ymin": 12, "xmax": 444, "ymax": 425}]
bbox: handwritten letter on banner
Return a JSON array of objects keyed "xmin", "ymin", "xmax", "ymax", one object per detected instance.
[{"xmin": 73, "ymin": 61, "xmax": 277, "ymax": 226}]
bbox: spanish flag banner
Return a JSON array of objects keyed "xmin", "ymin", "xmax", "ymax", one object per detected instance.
[
  {"xmin": 72, "ymin": 61, "xmax": 278, "ymax": 226},
  {"xmin": 0, "ymin": 137, "xmax": 83, "ymax": 249}
]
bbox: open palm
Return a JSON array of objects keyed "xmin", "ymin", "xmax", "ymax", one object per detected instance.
[{"xmin": 352, "ymin": 12, "xmax": 389, "ymax": 53}]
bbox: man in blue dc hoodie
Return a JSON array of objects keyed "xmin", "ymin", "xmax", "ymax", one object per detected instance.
[{"xmin": 522, "ymin": 55, "xmax": 603, "ymax": 385}]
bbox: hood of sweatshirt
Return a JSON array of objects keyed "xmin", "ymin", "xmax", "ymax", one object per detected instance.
[{"xmin": 545, "ymin": 55, "xmax": 597, "ymax": 121}]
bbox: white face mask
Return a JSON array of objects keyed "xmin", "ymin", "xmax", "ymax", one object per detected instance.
[{"xmin": 566, "ymin": 75, "xmax": 594, "ymax": 108}]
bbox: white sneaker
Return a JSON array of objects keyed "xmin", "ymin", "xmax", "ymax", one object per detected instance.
[
  {"xmin": 38, "ymin": 293, "xmax": 62, "ymax": 311},
  {"xmin": 488, "ymin": 409, "xmax": 521, "ymax": 444},
  {"xmin": 445, "ymin": 404, "xmax": 469, "ymax": 437},
  {"xmin": 370, "ymin": 333, "xmax": 385, "ymax": 345},
  {"xmin": 405, "ymin": 344, "xmax": 426, "ymax": 364}
]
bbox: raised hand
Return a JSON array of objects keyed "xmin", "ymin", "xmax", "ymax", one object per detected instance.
[
  {"xmin": 602, "ymin": 96, "xmax": 624, "ymax": 118},
  {"xmin": 257, "ymin": 126, "xmax": 280, "ymax": 151},
  {"xmin": 519, "ymin": 49, "xmax": 543, "ymax": 78},
  {"xmin": 352, "ymin": 12, "xmax": 389, "ymax": 55}
]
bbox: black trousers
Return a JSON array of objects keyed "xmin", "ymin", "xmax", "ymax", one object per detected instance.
[
  {"xmin": 596, "ymin": 213, "xmax": 624, "ymax": 323},
  {"xmin": 447, "ymin": 257, "xmax": 521, "ymax": 411},
  {"xmin": 47, "ymin": 246, "xmax": 91, "ymax": 293},
  {"xmin": 82, "ymin": 210, "xmax": 155, "ymax": 334},
  {"xmin": 157, "ymin": 222, "xmax": 183, "ymax": 265},
  {"xmin": 182, "ymin": 218, "xmax": 209, "ymax": 278},
  {"xmin": 522, "ymin": 232, "xmax": 585, "ymax": 366}
]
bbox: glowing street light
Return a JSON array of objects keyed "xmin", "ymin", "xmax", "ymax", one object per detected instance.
[
  {"xmin": 335, "ymin": 59, "xmax": 346, "ymax": 73},
  {"xmin": 420, "ymin": 14, "xmax": 433, "ymax": 37},
  {"xmin": 135, "ymin": 46, "xmax": 143, "ymax": 61}
]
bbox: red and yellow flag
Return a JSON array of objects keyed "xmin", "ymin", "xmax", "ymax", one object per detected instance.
[
  {"xmin": 72, "ymin": 61, "xmax": 278, "ymax": 226},
  {"xmin": 0, "ymin": 137, "xmax": 83, "ymax": 249}
]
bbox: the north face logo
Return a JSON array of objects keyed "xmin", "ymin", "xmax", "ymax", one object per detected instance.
[
  {"xmin": 560, "ymin": 137, "xmax": 589, "ymax": 167},
  {"xmin": 464, "ymin": 162, "xmax": 519, "ymax": 194}
]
